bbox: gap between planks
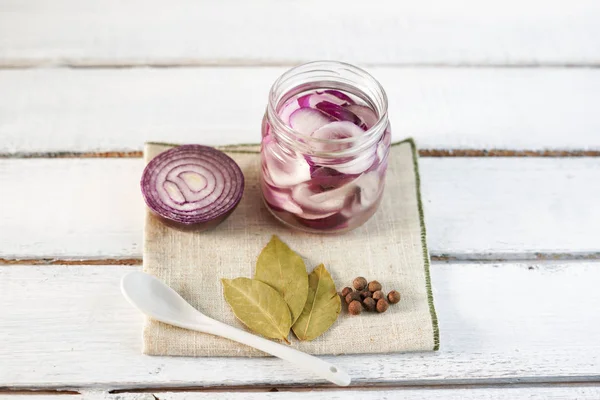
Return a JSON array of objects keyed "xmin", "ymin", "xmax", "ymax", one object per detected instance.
[
  {"xmin": 3, "ymin": 61, "xmax": 600, "ymax": 69},
  {"xmin": 2, "ymin": 149, "xmax": 600, "ymax": 159},
  {"xmin": 2, "ymin": 253, "xmax": 600, "ymax": 266},
  {"xmin": 2, "ymin": 380, "xmax": 600, "ymax": 396},
  {"xmin": 108, "ymin": 380, "xmax": 600, "ymax": 394}
]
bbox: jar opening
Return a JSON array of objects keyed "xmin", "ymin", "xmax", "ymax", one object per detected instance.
[{"xmin": 266, "ymin": 61, "xmax": 389, "ymax": 158}]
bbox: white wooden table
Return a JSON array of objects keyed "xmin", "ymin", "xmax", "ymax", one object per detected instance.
[{"xmin": 1, "ymin": 1, "xmax": 600, "ymax": 399}]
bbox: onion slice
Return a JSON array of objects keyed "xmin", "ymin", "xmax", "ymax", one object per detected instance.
[
  {"xmin": 141, "ymin": 144, "xmax": 244, "ymax": 230},
  {"xmin": 310, "ymin": 121, "xmax": 365, "ymax": 153},
  {"xmin": 346, "ymin": 104, "xmax": 379, "ymax": 128},
  {"xmin": 316, "ymin": 101, "xmax": 367, "ymax": 129},
  {"xmin": 263, "ymin": 136, "xmax": 311, "ymax": 187},
  {"xmin": 261, "ymin": 184, "xmax": 303, "ymax": 215},
  {"xmin": 295, "ymin": 212, "xmax": 348, "ymax": 231},
  {"xmin": 292, "ymin": 180, "xmax": 357, "ymax": 214},
  {"xmin": 278, "ymin": 99, "xmax": 301, "ymax": 125},
  {"xmin": 289, "ymin": 107, "xmax": 334, "ymax": 134},
  {"xmin": 341, "ymin": 171, "xmax": 382, "ymax": 217},
  {"xmin": 297, "ymin": 90, "xmax": 354, "ymax": 108}
]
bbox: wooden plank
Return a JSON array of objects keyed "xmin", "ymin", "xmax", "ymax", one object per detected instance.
[
  {"xmin": 421, "ymin": 157, "xmax": 600, "ymax": 259},
  {"xmin": 140, "ymin": 389, "xmax": 600, "ymax": 400},
  {"xmin": 0, "ymin": 158, "xmax": 145, "ymax": 260},
  {"xmin": 1, "ymin": 157, "xmax": 599, "ymax": 260},
  {"xmin": 0, "ymin": 0, "xmax": 599, "ymax": 67},
  {"xmin": 1, "ymin": 263, "xmax": 599, "ymax": 389},
  {"xmin": 2, "ymin": 68, "xmax": 600, "ymax": 154},
  {"xmin": 4, "ymin": 386, "xmax": 600, "ymax": 400}
]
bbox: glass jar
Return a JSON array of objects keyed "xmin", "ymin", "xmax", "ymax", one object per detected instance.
[{"xmin": 260, "ymin": 61, "xmax": 391, "ymax": 233}]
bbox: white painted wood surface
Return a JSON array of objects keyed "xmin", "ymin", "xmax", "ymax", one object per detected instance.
[
  {"xmin": 2, "ymin": 67, "xmax": 600, "ymax": 153},
  {"xmin": 2, "ymin": 1, "xmax": 599, "ymax": 397},
  {"xmin": 1, "ymin": 263, "xmax": 599, "ymax": 388},
  {"xmin": 4, "ymin": 387, "xmax": 600, "ymax": 400},
  {"xmin": 1, "ymin": 0, "xmax": 599, "ymax": 67},
  {"xmin": 1, "ymin": 157, "xmax": 598, "ymax": 260}
]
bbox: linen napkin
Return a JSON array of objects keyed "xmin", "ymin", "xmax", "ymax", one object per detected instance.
[{"xmin": 142, "ymin": 139, "xmax": 439, "ymax": 356}]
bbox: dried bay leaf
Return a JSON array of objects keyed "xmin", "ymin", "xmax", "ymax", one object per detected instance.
[
  {"xmin": 221, "ymin": 277, "xmax": 292, "ymax": 342},
  {"xmin": 292, "ymin": 264, "xmax": 341, "ymax": 341},
  {"xmin": 255, "ymin": 235, "xmax": 308, "ymax": 324}
]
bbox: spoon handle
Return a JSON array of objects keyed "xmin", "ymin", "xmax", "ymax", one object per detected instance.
[{"xmin": 202, "ymin": 318, "xmax": 351, "ymax": 387}]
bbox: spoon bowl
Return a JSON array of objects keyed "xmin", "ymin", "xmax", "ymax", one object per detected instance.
[
  {"xmin": 121, "ymin": 270, "xmax": 213, "ymax": 329},
  {"xmin": 121, "ymin": 271, "xmax": 351, "ymax": 387}
]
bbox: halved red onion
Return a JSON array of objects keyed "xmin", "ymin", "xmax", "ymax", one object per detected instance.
[
  {"xmin": 289, "ymin": 107, "xmax": 334, "ymax": 134},
  {"xmin": 141, "ymin": 145, "xmax": 244, "ymax": 230},
  {"xmin": 316, "ymin": 101, "xmax": 367, "ymax": 129},
  {"xmin": 346, "ymin": 104, "xmax": 379, "ymax": 129}
]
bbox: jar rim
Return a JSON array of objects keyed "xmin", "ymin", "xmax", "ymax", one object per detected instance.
[{"xmin": 266, "ymin": 60, "xmax": 389, "ymax": 156}]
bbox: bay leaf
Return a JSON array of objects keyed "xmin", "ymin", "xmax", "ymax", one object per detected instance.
[
  {"xmin": 255, "ymin": 235, "xmax": 308, "ymax": 324},
  {"xmin": 292, "ymin": 264, "xmax": 341, "ymax": 341},
  {"xmin": 221, "ymin": 277, "xmax": 292, "ymax": 343}
]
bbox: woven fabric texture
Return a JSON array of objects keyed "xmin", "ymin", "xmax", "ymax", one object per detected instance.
[{"xmin": 142, "ymin": 140, "xmax": 439, "ymax": 356}]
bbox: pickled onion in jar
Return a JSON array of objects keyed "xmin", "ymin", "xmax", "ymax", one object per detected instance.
[{"xmin": 260, "ymin": 61, "xmax": 391, "ymax": 233}]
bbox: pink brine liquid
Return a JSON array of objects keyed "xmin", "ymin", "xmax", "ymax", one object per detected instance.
[{"xmin": 260, "ymin": 87, "xmax": 391, "ymax": 233}]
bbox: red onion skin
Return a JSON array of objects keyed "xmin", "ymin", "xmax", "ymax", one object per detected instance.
[
  {"xmin": 323, "ymin": 89, "xmax": 355, "ymax": 104},
  {"xmin": 149, "ymin": 205, "xmax": 240, "ymax": 232},
  {"xmin": 297, "ymin": 90, "xmax": 354, "ymax": 108},
  {"xmin": 315, "ymin": 101, "xmax": 367, "ymax": 129}
]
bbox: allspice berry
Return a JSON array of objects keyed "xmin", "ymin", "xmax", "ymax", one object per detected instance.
[
  {"xmin": 360, "ymin": 290, "xmax": 372, "ymax": 300},
  {"xmin": 363, "ymin": 297, "xmax": 376, "ymax": 312},
  {"xmin": 368, "ymin": 280, "xmax": 382, "ymax": 292},
  {"xmin": 372, "ymin": 290, "xmax": 385, "ymax": 301},
  {"xmin": 376, "ymin": 299, "xmax": 389, "ymax": 313},
  {"xmin": 341, "ymin": 287, "xmax": 353, "ymax": 298},
  {"xmin": 348, "ymin": 300, "xmax": 362, "ymax": 315},
  {"xmin": 388, "ymin": 290, "xmax": 401, "ymax": 304},
  {"xmin": 345, "ymin": 291, "xmax": 361, "ymax": 305},
  {"xmin": 353, "ymin": 276, "xmax": 368, "ymax": 291}
]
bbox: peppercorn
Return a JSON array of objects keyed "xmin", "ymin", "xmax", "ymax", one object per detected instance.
[
  {"xmin": 372, "ymin": 290, "xmax": 385, "ymax": 301},
  {"xmin": 362, "ymin": 297, "xmax": 376, "ymax": 312},
  {"xmin": 353, "ymin": 276, "xmax": 368, "ymax": 291},
  {"xmin": 368, "ymin": 280, "xmax": 382, "ymax": 292},
  {"xmin": 376, "ymin": 299, "xmax": 389, "ymax": 313},
  {"xmin": 348, "ymin": 300, "xmax": 362, "ymax": 315},
  {"xmin": 341, "ymin": 287, "xmax": 353, "ymax": 298},
  {"xmin": 388, "ymin": 290, "xmax": 401, "ymax": 304},
  {"xmin": 360, "ymin": 290, "xmax": 372, "ymax": 300},
  {"xmin": 345, "ymin": 291, "xmax": 361, "ymax": 305}
]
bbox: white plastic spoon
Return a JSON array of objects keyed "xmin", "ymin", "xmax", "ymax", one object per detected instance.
[{"xmin": 121, "ymin": 271, "xmax": 351, "ymax": 387}]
